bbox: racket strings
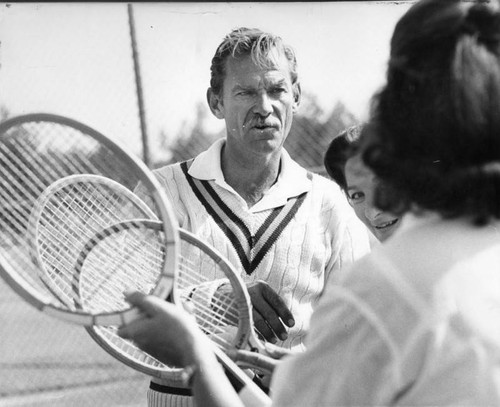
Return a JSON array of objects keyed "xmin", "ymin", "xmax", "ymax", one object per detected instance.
[
  {"xmin": 1, "ymin": 122, "xmax": 145, "ymax": 233},
  {"xmin": 1, "ymin": 122, "xmax": 138, "ymax": 248},
  {"xmin": 1, "ymin": 129, "xmax": 101, "ymax": 204},
  {"xmin": 77, "ymin": 223, "xmax": 243, "ymax": 348},
  {"xmin": 176, "ymin": 248, "xmax": 243, "ymax": 351},
  {"xmin": 93, "ymin": 326, "xmax": 167, "ymax": 368},
  {"xmin": 78, "ymin": 226, "xmax": 166, "ymax": 313},
  {"xmin": 0, "ymin": 115, "xmax": 180, "ymax": 329},
  {"xmin": 177, "ymin": 264, "xmax": 239, "ymax": 323},
  {"xmin": 177, "ymin": 251, "xmax": 240, "ymax": 322},
  {"xmin": 35, "ymin": 182, "xmax": 152, "ymax": 307}
]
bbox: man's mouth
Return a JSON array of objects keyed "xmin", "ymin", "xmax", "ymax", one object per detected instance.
[
  {"xmin": 375, "ymin": 218, "xmax": 399, "ymax": 230},
  {"xmin": 254, "ymin": 124, "xmax": 274, "ymax": 130},
  {"xmin": 251, "ymin": 120, "xmax": 277, "ymax": 130}
]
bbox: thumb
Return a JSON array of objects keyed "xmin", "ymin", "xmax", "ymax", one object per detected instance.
[
  {"xmin": 123, "ymin": 290, "xmax": 166, "ymax": 316},
  {"xmin": 123, "ymin": 289, "xmax": 148, "ymax": 306}
]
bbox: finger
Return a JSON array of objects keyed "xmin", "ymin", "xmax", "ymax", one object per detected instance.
[
  {"xmin": 262, "ymin": 285, "xmax": 295, "ymax": 327},
  {"xmin": 117, "ymin": 324, "xmax": 133, "ymax": 339},
  {"xmin": 256, "ymin": 304, "xmax": 288, "ymax": 341},
  {"xmin": 123, "ymin": 290, "xmax": 148, "ymax": 306},
  {"xmin": 253, "ymin": 309, "xmax": 277, "ymax": 344},
  {"xmin": 123, "ymin": 290, "xmax": 172, "ymax": 317},
  {"xmin": 117, "ymin": 318, "xmax": 142, "ymax": 339}
]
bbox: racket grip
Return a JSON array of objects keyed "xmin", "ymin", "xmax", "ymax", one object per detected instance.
[
  {"xmin": 263, "ymin": 342, "xmax": 295, "ymax": 360},
  {"xmin": 228, "ymin": 349, "xmax": 277, "ymax": 375},
  {"xmin": 214, "ymin": 347, "xmax": 271, "ymax": 407}
]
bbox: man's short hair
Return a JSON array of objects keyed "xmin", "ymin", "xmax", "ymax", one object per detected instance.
[{"xmin": 209, "ymin": 27, "xmax": 299, "ymax": 95}]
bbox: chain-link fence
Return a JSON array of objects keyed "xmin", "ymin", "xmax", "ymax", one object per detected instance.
[{"xmin": 0, "ymin": 3, "xmax": 410, "ymax": 406}]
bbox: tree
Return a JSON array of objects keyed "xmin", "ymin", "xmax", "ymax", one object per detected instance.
[
  {"xmin": 285, "ymin": 95, "xmax": 357, "ymax": 173},
  {"xmin": 156, "ymin": 102, "xmax": 222, "ymax": 167}
]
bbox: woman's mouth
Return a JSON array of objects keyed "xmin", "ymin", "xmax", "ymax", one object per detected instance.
[{"xmin": 375, "ymin": 218, "xmax": 399, "ymax": 230}]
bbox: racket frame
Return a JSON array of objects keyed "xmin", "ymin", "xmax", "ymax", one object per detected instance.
[{"xmin": 0, "ymin": 113, "xmax": 180, "ymax": 326}]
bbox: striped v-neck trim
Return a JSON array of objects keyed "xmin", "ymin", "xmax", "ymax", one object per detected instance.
[{"xmin": 181, "ymin": 161, "xmax": 308, "ymax": 275}]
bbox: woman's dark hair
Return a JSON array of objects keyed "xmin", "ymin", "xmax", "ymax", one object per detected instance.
[
  {"xmin": 363, "ymin": 0, "xmax": 500, "ymax": 225},
  {"xmin": 324, "ymin": 125, "xmax": 363, "ymax": 191}
]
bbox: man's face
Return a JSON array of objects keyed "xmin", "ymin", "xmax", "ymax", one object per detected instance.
[{"xmin": 211, "ymin": 54, "xmax": 300, "ymax": 157}]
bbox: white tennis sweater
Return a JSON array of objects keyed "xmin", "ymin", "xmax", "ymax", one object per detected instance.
[{"xmin": 139, "ymin": 138, "xmax": 370, "ymax": 352}]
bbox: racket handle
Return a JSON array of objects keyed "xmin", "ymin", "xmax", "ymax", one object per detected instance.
[
  {"xmin": 228, "ymin": 349, "xmax": 277, "ymax": 375},
  {"xmin": 213, "ymin": 347, "xmax": 271, "ymax": 407}
]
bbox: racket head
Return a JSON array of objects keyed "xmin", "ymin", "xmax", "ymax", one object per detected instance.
[
  {"xmin": 79, "ymin": 222, "xmax": 253, "ymax": 381},
  {"xmin": 86, "ymin": 325, "xmax": 187, "ymax": 384},
  {"xmin": 175, "ymin": 228, "xmax": 254, "ymax": 352},
  {"xmin": 75, "ymin": 220, "xmax": 252, "ymax": 347},
  {"xmin": 0, "ymin": 113, "xmax": 179, "ymax": 325},
  {"xmin": 28, "ymin": 174, "xmax": 158, "ymax": 308}
]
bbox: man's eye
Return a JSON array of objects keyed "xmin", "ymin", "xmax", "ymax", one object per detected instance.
[
  {"xmin": 348, "ymin": 192, "xmax": 365, "ymax": 203},
  {"xmin": 271, "ymin": 87, "xmax": 286, "ymax": 95}
]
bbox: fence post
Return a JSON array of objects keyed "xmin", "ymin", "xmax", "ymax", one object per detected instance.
[{"xmin": 128, "ymin": 3, "xmax": 151, "ymax": 167}]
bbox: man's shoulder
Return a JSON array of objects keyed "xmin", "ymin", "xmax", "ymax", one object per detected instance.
[
  {"xmin": 152, "ymin": 161, "xmax": 185, "ymax": 176},
  {"xmin": 308, "ymin": 171, "xmax": 345, "ymax": 199}
]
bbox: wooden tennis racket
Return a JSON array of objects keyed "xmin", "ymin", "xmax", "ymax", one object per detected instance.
[
  {"xmin": 25, "ymin": 169, "xmax": 271, "ymax": 404},
  {"xmin": 0, "ymin": 113, "xmax": 179, "ymax": 325}
]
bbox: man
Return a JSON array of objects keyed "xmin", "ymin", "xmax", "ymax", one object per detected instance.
[{"xmin": 140, "ymin": 27, "xmax": 370, "ymax": 406}]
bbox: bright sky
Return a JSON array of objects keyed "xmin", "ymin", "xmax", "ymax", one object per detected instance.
[{"xmin": 0, "ymin": 1, "xmax": 414, "ymax": 160}]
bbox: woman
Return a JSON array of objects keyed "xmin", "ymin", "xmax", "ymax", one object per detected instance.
[
  {"xmin": 119, "ymin": 0, "xmax": 500, "ymax": 405},
  {"xmin": 325, "ymin": 124, "xmax": 400, "ymax": 242}
]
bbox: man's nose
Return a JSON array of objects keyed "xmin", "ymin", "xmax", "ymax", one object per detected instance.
[{"xmin": 254, "ymin": 92, "xmax": 273, "ymax": 116}]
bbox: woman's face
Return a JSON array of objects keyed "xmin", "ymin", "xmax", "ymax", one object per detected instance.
[{"xmin": 344, "ymin": 154, "xmax": 400, "ymax": 242}]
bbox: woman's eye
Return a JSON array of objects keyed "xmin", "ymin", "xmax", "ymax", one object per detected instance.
[{"xmin": 348, "ymin": 191, "xmax": 365, "ymax": 203}]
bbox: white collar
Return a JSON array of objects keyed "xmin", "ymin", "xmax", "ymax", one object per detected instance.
[{"xmin": 188, "ymin": 138, "xmax": 312, "ymax": 211}]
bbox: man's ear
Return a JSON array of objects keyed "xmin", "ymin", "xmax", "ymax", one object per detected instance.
[
  {"xmin": 206, "ymin": 88, "xmax": 224, "ymax": 119},
  {"xmin": 292, "ymin": 83, "xmax": 302, "ymax": 114}
]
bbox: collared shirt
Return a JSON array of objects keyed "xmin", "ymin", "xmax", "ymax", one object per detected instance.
[
  {"xmin": 189, "ymin": 138, "xmax": 312, "ymax": 212},
  {"xmin": 139, "ymin": 138, "xmax": 370, "ymax": 352}
]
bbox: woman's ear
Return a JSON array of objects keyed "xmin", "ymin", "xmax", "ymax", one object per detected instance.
[{"xmin": 206, "ymin": 88, "xmax": 224, "ymax": 119}]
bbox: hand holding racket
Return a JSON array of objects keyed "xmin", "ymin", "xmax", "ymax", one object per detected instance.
[
  {"xmin": 27, "ymin": 170, "xmax": 288, "ymax": 375},
  {"xmin": 78, "ymin": 219, "xmax": 284, "ymax": 375},
  {"xmin": 118, "ymin": 290, "xmax": 272, "ymax": 407}
]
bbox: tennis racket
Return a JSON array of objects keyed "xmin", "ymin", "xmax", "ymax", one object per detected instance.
[
  {"xmin": 78, "ymin": 219, "xmax": 283, "ymax": 375},
  {"xmin": 0, "ymin": 113, "xmax": 179, "ymax": 325},
  {"xmin": 77, "ymin": 219, "xmax": 274, "ymax": 407},
  {"xmin": 29, "ymin": 173, "xmax": 284, "ymax": 375},
  {"xmin": 27, "ymin": 172, "xmax": 272, "ymax": 403}
]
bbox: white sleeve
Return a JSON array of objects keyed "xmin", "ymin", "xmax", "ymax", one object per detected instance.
[
  {"xmin": 270, "ymin": 281, "xmax": 396, "ymax": 407},
  {"xmin": 323, "ymin": 195, "xmax": 371, "ymax": 287}
]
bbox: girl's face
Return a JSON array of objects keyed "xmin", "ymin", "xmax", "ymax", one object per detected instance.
[{"xmin": 344, "ymin": 154, "xmax": 400, "ymax": 242}]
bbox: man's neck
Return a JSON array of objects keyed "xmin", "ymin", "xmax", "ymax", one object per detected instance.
[{"xmin": 221, "ymin": 146, "xmax": 281, "ymax": 208}]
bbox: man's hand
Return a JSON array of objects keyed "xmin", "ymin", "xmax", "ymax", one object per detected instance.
[{"xmin": 246, "ymin": 280, "xmax": 295, "ymax": 343}]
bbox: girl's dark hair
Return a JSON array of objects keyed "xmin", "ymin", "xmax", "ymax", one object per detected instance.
[
  {"xmin": 363, "ymin": 0, "xmax": 500, "ymax": 225},
  {"xmin": 324, "ymin": 125, "xmax": 363, "ymax": 191}
]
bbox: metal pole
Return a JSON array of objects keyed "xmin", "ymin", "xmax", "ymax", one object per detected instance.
[{"xmin": 128, "ymin": 3, "xmax": 151, "ymax": 167}]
